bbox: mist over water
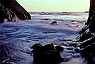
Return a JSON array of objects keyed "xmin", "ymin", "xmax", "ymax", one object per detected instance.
[{"xmin": 0, "ymin": 12, "xmax": 88, "ymax": 64}]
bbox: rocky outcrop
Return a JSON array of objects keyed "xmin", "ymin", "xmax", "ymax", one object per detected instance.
[
  {"xmin": 78, "ymin": 0, "xmax": 95, "ymax": 63},
  {"xmin": 0, "ymin": 0, "xmax": 31, "ymax": 23},
  {"xmin": 32, "ymin": 43, "xmax": 64, "ymax": 64}
]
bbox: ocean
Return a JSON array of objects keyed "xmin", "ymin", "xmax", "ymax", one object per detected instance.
[{"xmin": 0, "ymin": 12, "xmax": 88, "ymax": 64}]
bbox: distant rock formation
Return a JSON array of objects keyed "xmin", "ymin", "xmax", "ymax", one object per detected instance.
[
  {"xmin": 83, "ymin": 11, "xmax": 89, "ymax": 13},
  {"xmin": 0, "ymin": 0, "xmax": 31, "ymax": 23},
  {"xmin": 78, "ymin": 0, "xmax": 95, "ymax": 63}
]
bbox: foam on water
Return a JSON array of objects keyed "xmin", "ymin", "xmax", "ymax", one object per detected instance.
[{"xmin": 0, "ymin": 12, "xmax": 88, "ymax": 64}]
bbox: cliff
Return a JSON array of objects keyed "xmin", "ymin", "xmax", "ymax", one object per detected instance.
[
  {"xmin": 78, "ymin": 0, "xmax": 95, "ymax": 63},
  {"xmin": 0, "ymin": 0, "xmax": 31, "ymax": 23}
]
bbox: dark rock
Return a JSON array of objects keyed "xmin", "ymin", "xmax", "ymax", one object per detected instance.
[
  {"xmin": 32, "ymin": 43, "xmax": 64, "ymax": 64},
  {"xmin": 78, "ymin": 33, "xmax": 95, "ymax": 59},
  {"xmin": 77, "ymin": 30, "xmax": 92, "ymax": 42},
  {"xmin": 77, "ymin": 0, "xmax": 95, "ymax": 63},
  {"xmin": 43, "ymin": 19, "xmax": 50, "ymax": 20},
  {"xmin": 89, "ymin": 20, "xmax": 95, "ymax": 33},
  {"xmin": 0, "ymin": 0, "xmax": 31, "ymax": 23},
  {"xmin": 79, "ymin": 25, "xmax": 88, "ymax": 34},
  {"xmin": 43, "ymin": 43, "xmax": 64, "ymax": 52},
  {"xmin": 86, "ymin": 0, "xmax": 95, "ymax": 25},
  {"xmin": 80, "ymin": 43, "xmax": 95, "ymax": 56},
  {"xmin": 32, "ymin": 44, "xmax": 43, "ymax": 54},
  {"xmin": 50, "ymin": 21, "xmax": 58, "ymax": 25},
  {"xmin": 56, "ymin": 45, "xmax": 64, "ymax": 52},
  {"xmin": 80, "ymin": 37, "xmax": 95, "ymax": 48}
]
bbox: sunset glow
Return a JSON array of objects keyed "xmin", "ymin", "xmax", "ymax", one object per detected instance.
[{"xmin": 17, "ymin": 0, "xmax": 90, "ymax": 12}]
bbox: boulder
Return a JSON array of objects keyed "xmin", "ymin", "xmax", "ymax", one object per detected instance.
[
  {"xmin": 50, "ymin": 21, "xmax": 58, "ymax": 25},
  {"xmin": 32, "ymin": 43, "xmax": 64, "ymax": 64}
]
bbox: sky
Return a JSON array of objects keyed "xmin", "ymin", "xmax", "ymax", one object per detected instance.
[{"xmin": 17, "ymin": 0, "xmax": 90, "ymax": 12}]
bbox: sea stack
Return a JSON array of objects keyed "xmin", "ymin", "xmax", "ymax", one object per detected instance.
[
  {"xmin": 0, "ymin": 0, "xmax": 31, "ymax": 23},
  {"xmin": 78, "ymin": 0, "xmax": 95, "ymax": 63}
]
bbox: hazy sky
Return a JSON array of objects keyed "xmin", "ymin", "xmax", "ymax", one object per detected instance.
[{"xmin": 17, "ymin": 0, "xmax": 90, "ymax": 12}]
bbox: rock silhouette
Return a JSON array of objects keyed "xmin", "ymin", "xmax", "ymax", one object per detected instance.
[
  {"xmin": 32, "ymin": 43, "xmax": 64, "ymax": 64},
  {"xmin": 78, "ymin": 0, "xmax": 95, "ymax": 63},
  {"xmin": 0, "ymin": 0, "xmax": 31, "ymax": 23}
]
